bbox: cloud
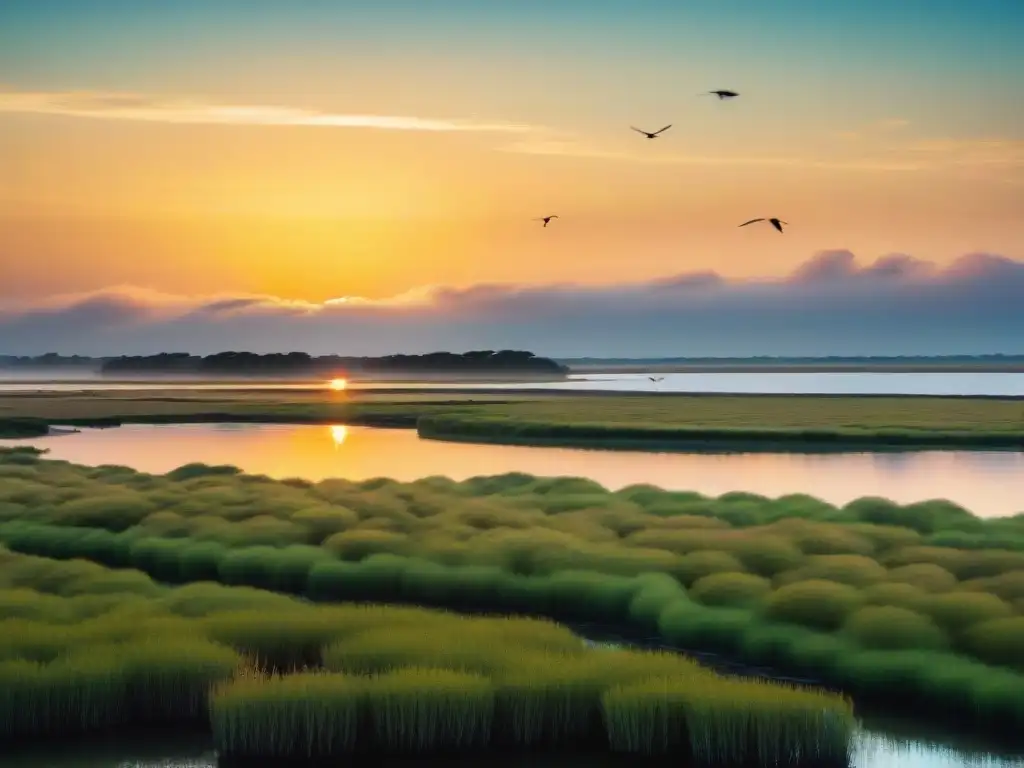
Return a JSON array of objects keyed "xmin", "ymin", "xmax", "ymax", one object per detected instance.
[
  {"xmin": 2, "ymin": 252, "xmax": 1023, "ymax": 358},
  {"xmin": 0, "ymin": 89, "xmax": 536, "ymax": 134}
]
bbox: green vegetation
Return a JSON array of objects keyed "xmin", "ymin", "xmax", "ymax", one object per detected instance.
[
  {"xmin": 0, "ymin": 544, "xmax": 852, "ymax": 764},
  {"xmin": 3, "ymin": 389, "xmax": 1024, "ymax": 450},
  {"xmin": 1, "ymin": 446, "xmax": 1023, "ymax": 744}
]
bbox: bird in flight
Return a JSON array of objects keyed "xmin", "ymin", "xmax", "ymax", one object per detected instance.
[
  {"xmin": 701, "ymin": 90, "xmax": 740, "ymax": 100},
  {"xmin": 648, "ymin": 376, "xmax": 665, "ymax": 383},
  {"xmin": 631, "ymin": 125, "xmax": 672, "ymax": 139},
  {"xmin": 739, "ymin": 218, "xmax": 788, "ymax": 233},
  {"xmin": 534, "ymin": 215, "xmax": 559, "ymax": 227}
]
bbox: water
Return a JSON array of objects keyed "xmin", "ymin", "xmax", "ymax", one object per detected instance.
[
  {"xmin": 3, "ymin": 724, "xmax": 1021, "ymax": 768},
  {"xmin": 2, "ymin": 371, "xmax": 1024, "ymax": 396},
  {"xmin": 3, "ymin": 423, "xmax": 1023, "ymax": 517}
]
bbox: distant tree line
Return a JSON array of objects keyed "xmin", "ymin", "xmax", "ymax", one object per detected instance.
[
  {"xmin": 0, "ymin": 353, "xmax": 97, "ymax": 368},
  {"xmin": 97, "ymin": 350, "xmax": 569, "ymax": 377}
]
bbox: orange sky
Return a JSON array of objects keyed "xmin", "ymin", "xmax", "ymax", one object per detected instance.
[{"xmin": 2, "ymin": 2, "xmax": 1022, "ymax": 303}]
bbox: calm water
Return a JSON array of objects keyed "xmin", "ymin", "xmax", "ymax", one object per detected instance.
[
  {"xmin": 3, "ymin": 728, "xmax": 1022, "ymax": 767},
  {"xmin": 3, "ymin": 423, "xmax": 1023, "ymax": 517},
  {"xmin": 2, "ymin": 371, "xmax": 1024, "ymax": 395}
]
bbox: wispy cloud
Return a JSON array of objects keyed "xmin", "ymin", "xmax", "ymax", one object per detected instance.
[
  {"xmin": 2, "ymin": 253, "xmax": 1022, "ymax": 357},
  {"xmin": 0, "ymin": 90, "xmax": 536, "ymax": 134}
]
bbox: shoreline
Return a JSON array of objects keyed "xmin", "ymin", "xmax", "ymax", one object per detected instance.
[{"xmin": 2, "ymin": 390, "xmax": 1023, "ymax": 450}]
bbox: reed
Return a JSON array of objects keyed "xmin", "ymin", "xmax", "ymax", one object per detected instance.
[
  {"xmin": 602, "ymin": 676, "xmax": 854, "ymax": 766},
  {"xmin": 366, "ymin": 668, "xmax": 494, "ymax": 753},
  {"xmin": 210, "ymin": 670, "xmax": 362, "ymax": 758},
  {"xmin": 0, "ymin": 636, "xmax": 238, "ymax": 738}
]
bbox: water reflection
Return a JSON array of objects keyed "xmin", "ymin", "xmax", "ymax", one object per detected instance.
[
  {"xmin": 3, "ymin": 423, "xmax": 1023, "ymax": 518},
  {"xmin": 329, "ymin": 424, "xmax": 349, "ymax": 447}
]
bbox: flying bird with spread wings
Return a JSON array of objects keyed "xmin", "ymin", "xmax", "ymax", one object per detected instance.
[
  {"xmin": 534, "ymin": 215, "xmax": 559, "ymax": 227},
  {"xmin": 739, "ymin": 217, "xmax": 788, "ymax": 233},
  {"xmin": 631, "ymin": 125, "xmax": 672, "ymax": 139},
  {"xmin": 701, "ymin": 90, "xmax": 740, "ymax": 99}
]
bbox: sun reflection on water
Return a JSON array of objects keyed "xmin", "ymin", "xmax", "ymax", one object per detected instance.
[{"xmin": 329, "ymin": 425, "xmax": 348, "ymax": 447}]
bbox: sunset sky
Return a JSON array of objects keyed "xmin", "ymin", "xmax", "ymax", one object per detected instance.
[{"xmin": 2, "ymin": 0, "xmax": 1023, "ymax": 356}]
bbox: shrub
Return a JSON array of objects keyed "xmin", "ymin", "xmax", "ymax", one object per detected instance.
[
  {"xmin": 658, "ymin": 604, "xmax": 754, "ymax": 654},
  {"xmin": 842, "ymin": 606, "xmax": 949, "ymax": 651},
  {"xmin": 726, "ymin": 535, "xmax": 805, "ymax": 577},
  {"xmin": 322, "ymin": 529, "xmax": 412, "ymax": 560},
  {"xmin": 762, "ymin": 580, "xmax": 864, "ymax": 632},
  {"xmin": 775, "ymin": 555, "xmax": 887, "ymax": 588},
  {"xmin": 862, "ymin": 582, "xmax": 928, "ymax": 612},
  {"xmin": 771, "ymin": 520, "xmax": 874, "ymax": 556},
  {"xmin": 964, "ymin": 617, "xmax": 1024, "ymax": 671},
  {"xmin": 690, "ymin": 572, "xmax": 772, "ymax": 609},
  {"xmin": 886, "ymin": 563, "xmax": 958, "ymax": 593},
  {"xmin": 673, "ymin": 550, "xmax": 745, "ymax": 586},
  {"xmin": 920, "ymin": 592, "xmax": 1014, "ymax": 636},
  {"xmin": 626, "ymin": 574, "xmax": 687, "ymax": 630},
  {"xmin": 960, "ymin": 571, "xmax": 1024, "ymax": 604}
]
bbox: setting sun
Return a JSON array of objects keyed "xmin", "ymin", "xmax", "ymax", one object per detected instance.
[{"xmin": 328, "ymin": 378, "xmax": 348, "ymax": 391}]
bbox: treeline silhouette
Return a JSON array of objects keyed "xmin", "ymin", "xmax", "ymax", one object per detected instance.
[
  {"xmin": 97, "ymin": 350, "xmax": 568, "ymax": 377},
  {"xmin": 0, "ymin": 353, "xmax": 96, "ymax": 368}
]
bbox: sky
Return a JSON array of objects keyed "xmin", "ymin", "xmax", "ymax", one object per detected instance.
[{"xmin": 2, "ymin": 0, "xmax": 1023, "ymax": 356}]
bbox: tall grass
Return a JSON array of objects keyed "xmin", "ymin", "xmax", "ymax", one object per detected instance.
[
  {"xmin": 2, "ymin": 448, "xmax": 1024, "ymax": 737},
  {"xmin": 0, "ymin": 545, "xmax": 854, "ymax": 762},
  {"xmin": 210, "ymin": 670, "xmax": 362, "ymax": 757},
  {"xmin": 603, "ymin": 677, "xmax": 852, "ymax": 766},
  {"xmin": 0, "ymin": 637, "xmax": 239, "ymax": 738}
]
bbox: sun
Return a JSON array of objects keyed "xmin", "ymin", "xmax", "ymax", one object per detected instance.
[{"xmin": 328, "ymin": 378, "xmax": 348, "ymax": 391}]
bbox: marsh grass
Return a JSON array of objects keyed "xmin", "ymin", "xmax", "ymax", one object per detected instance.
[
  {"xmin": 211, "ymin": 670, "xmax": 362, "ymax": 757},
  {"xmin": 215, "ymin": 642, "xmax": 852, "ymax": 762},
  {"xmin": 2, "ymin": 448, "xmax": 1024, "ymax": 737},
  {"xmin": 603, "ymin": 677, "xmax": 852, "ymax": 766},
  {"xmin": 0, "ymin": 545, "xmax": 855, "ymax": 762},
  {"xmin": 0, "ymin": 637, "xmax": 239, "ymax": 738},
  {"xmin": 367, "ymin": 668, "xmax": 495, "ymax": 753}
]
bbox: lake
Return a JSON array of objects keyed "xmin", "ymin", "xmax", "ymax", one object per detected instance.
[
  {"xmin": 2, "ymin": 371, "xmax": 1024, "ymax": 396},
  {"xmin": 3, "ymin": 423, "xmax": 1023, "ymax": 517}
]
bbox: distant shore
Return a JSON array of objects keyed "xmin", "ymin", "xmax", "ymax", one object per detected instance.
[
  {"xmin": 5, "ymin": 362, "xmax": 1024, "ymax": 385},
  {"xmin": 568, "ymin": 362, "xmax": 1024, "ymax": 374}
]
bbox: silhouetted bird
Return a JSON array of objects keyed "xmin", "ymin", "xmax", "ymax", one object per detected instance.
[
  {"xmin": 701, "ymin": 90, "xmax": 740, "ymax": 99},
  {"xmin": 648, "ymin": 376, "xmax": 665, "ymax": 383},
  {"xmin": 631, "ymin": 125, "xmax": 672, "ymax": 139},
  {"xmin": 534, "ymin": 215, "xmax": 559, "ymax": 227},
  {"xmin": 739, "ymin": 218, "xmax": 788, "ymax": 233}
]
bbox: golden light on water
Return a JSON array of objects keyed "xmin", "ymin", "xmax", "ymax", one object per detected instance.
[
  {"xmin": 328, "ymin": 378, "xmax": 348, "ymax": 391},
  {"xmin": 329, "ymin": 425, "xmax": 348, "ymax": 446}
]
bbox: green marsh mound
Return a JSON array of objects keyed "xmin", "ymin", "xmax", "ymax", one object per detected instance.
[
  {"xmin": 0, "ymin": 546, "xmax": 852, "ymax": 765},
  {"xmin": 1, "ymin": 446, "xmax": 1024, "ymax": 739}
]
